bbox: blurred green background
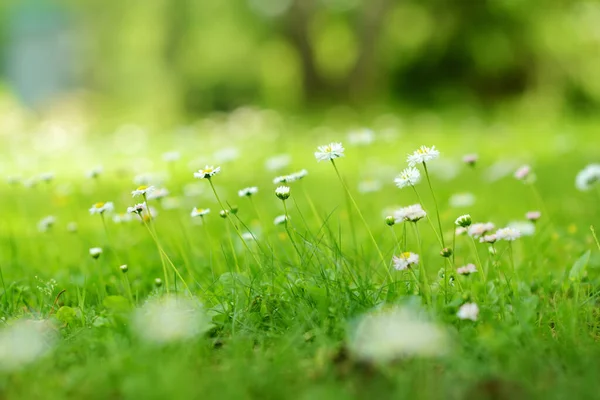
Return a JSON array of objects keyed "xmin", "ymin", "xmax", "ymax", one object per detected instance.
[{"xmin": 1, "ymin": 0, "xmax": 600, "ymax": 121}]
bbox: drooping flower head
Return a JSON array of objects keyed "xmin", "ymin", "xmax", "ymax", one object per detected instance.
[
  {"xmin": 193, "ymin": 165, "xmax": 221, "ymax": 179},
  {"xmin": 394, "ymin": 204, "xmax": 427, "ymax": 223},
  {"xmin": 457, "ymin": 303, "xmax": 479, "ymax": 321},
  {"xmin": 575, "ymin": 164, "xmax": 600, "ymax": 191},
  {"xmin": 89, "ymin": 247, "xmax": 102, "ymax": 259},
  {"xmin": 392, "ymin": 252, "xmax": 420, "ymax": 270},
  {"xmin": 238, "ymin": 187, "xmax": 258, "ymax": 197},
  {"xmin": 89, "ymin": 202, "xmax": 114, "ymax": 215},
  {"xmin": 455, "ymin": 214, "xmax": 472, "ymax": 228},
  {"xmin": 394, "ymin": 167, "xmax": 421, "ymax": 189},
  {"xmin": 127, "ymin": 203, "xmax": 147, "ymax": 215},
  {"xmin": 407, "ymin": 145, "xmax": 440, "ymax": 166},
  {"xmin": 314, "ymin": 142, "xmax": 345, "ymax": 162},
  {"xmin": 495, "ymin": 227, "xmax": 521, "ymax": 241},
  {"xmin": 131, "ymin": 185, "xmax": 155, "ymax": 197}
]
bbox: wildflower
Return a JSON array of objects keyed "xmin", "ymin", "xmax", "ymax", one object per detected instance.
[
  {"xmin": 385, "ymin": 216, "xmax": 395, "ymax": 226},
  {"xmin": 508, "ymin": 221, "xmax": 535, "ymax": 236},
  {"xmin": 89, "ymin": 247, "xmax": 102, "ymax": 259},
  {"xmin": 162, "ymin": 151, "xmax": 180, "ymax": 162},
  {"xmin": 455, "ymin": 227, "xmax": 467, "ymax": 236},
  {"xmin": 273, "ymin": 175, "xmax": 292, "ymax": 184},
  {"xmin": 265, "ymin": 154, "xmax": 291, "ymax": 171},
  {"xmin": 314, "ymin": 142, "xmax": 345, "ymax": 162},
  {"xmin": 392, "ymin": 252, "xmax": 419, "ymax": 270},
  {"xmin": 457, "ymin": 303, "xmax": 479, "ymax": 321},
  {"xmin": 449, "ymin": 193, "xmax": 475, "ymax": 208},
  {"xmin": 575, "ymin": 164, "xmax": 600, "ymax": 191},
  {"xmin": 120, "ymin": 265, "xmax": 128, "ymax": 273},
  {"xmin": 219, "ymin": 210, "xmax": 229, "ymax": 218},
  {"xmin": 440, "ymin": 248, "xmax": 453, "ymax": 258},
  {"xmin": 467, "ymin": 222, "xmax": 495, "ymax": 238},
  {"xmin": 39, "ymin": 172, "xmax": 55, "ymax": 183},
  {"xmin": 496, "ymin": 227, "xmax": 521, "ymax": 241},
  {"xmin": 132, "ymin": 296, "xmax": 211, "ymax": 345},
  {"xmin": 238, "ymin": 187, "xmax": 258, "ymax": 197},
  {"xmin": 274, "ymin": 215, "xmax": 289, "ymax": 225},
  {"xmin": 479, "ymin": 234, "xmax": 497, "ymax": 244},
  {"xmin": 462, "ymin": 154, "xmax": 478, "ymax": 167},
  {"xmin": 526, "ymin": 211, "xmax": 541, "ymax": 222},
  {"xmin": 455, "ymin": 214, "xmax": 472, "ymax": 228},
  {"xmin": 514, "ymin": 165, "xmax": 535, "ymax": 183},
  {"xmin": 154, "ymin": 278, "xmax": 163, "ymax": 287},
  {"xmin": 38, "ymin": 216, "xmax": 56, "ymax": 232},
  {"xmin": 127, "ymin": 203, "xmax": 147, "ymax": 215},
  {"xmin": 241, "ymin": 232, "xmax": 256, "ymax": 241},
  {"xmin": 348, "ymin": 306, "xmax": 447, "ymax": 363},
  {"xmin": 0, "ymin": 319, "xmax": 57, "ymax": 371},
  {"xmin": 89, "ymin": 202, "xmax": 114, "ymax": 215},
  {"xmin": 394, "ymin": 167, "xmax": 421, "ymax": 189},
  {"xmin": 275, "ymin": 186, "xmax": 291, "ymax": 200},
  {"xmin": 190, "ymin": 208, "xmax": 210, "ymax": 218},
  {"xmin": 394, "ymin": 204, "xmax": 427, "ymax": 223},
  {"xmin": 147, "ymin": 188, "xmax": 169, "ymax": 201},
  {"xmin": 131, "ymin": 185, "xmax": 155, "ymax": 197},
  {"xmin": 290, "ymin": 169, "xmax": 308, "ymax": 181},
  {"xmin": 85, "ymin": 166, "xmax": 103, "ymax": 179},
  {"xmin": 407, "ymin": 145, "xmax": 439, "ymax": 167},
  {"xmin": 347, "ymin": 128, "xmax": 375, "ymax": 146},
  {"xmin": 358, "ymin": 180, "xmax": 382, "ymax": 194},
  {"xmin": 193, "ymin": 165, "xmax": 221, "ymax": 179},
  {"xmin": 457, "ymin": 264, "xmax": 477, "ymax": 275}
]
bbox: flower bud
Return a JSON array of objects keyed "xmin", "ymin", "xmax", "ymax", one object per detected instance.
[
  {"xmin": 219, "ymin": 210, "xmax": 229, "ymax": 218},
  {"xmin": 120, "ymin": 264, "xmax": 128, "ymax": 273},
  {"xmin": 455, "ymin": 214, "xmax": 472, "ymax": 228},
  {"xmin": 154, "ymin": 278, "xmax": 163, "ymax": 287},
  {"xmin": 385, "ymin": 216, "xmax": 395, "ymax": 226},
  {"xmin": 440, "ymin": 247, "xmax": 453, "ymax": 258}
]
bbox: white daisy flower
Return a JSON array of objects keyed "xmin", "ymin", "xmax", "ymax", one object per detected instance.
[
  {"xmin": 575, "ymin": 163, "xmax": 600, "ymax": 191},
  {"xmin": 238, "ymin": 187, "xmax": 258, "ymax": 197},
  {"xmin": 274, "ymin": 215, "xmax": 289, "ymax": 225},
  {"xmin": 289, "ymin": 169, "xmax": 308, "ymax": 181},
  {"xmin": 448, "ymin": 192, "xmax": 475, "ymax": 208},
  {"xmin": 37, "ymin": 216, "xmax": 56, "ymax": 232},
  {"xmin": 162, "ymin": 151, "xmax": 181, "ymax": 162},
  {"xmin": 190, "ymin": 208, "xmax": 210, "ymax": 218},
  {"xmin": 275, "ymin": 186, "xmax": 290, "ymax": 200},
  {"xmin": 394, "ymin": 204, "xmax": 427, "ymax": 223},
  {"xmin": 0, "ymin": 319, "xmax": 57, "ymax": 372},
  {"xmin": 193, "ymin": 165, "xmax": 221, "ymax": 179},
  {"xmin": 457, "ymin": 264, "xmax": 477, "ymax": 275},
  {"xmin": 392, "ymin": 252, "xmax": 420, "ymax": 270},
  {"xmin": 127, "ymin": 203, "xmax": 147, "ymax": 214},
  {"xmin": 132, "ymin": 296, "xmax": 211, "ymax": 345},
  {"xmin": 241, "ymin": 232, "xmax": 256, "ymax": 241},
  {"xmin": 394, "ymin": 167, "xmax": 421, "ymax": 189},
  {"xmin": 479, "ymin": 234, "xmax": 497, "ymax": 244},
  {"xmin": 457, "ymin": 303, "xmax": 479, "ymax": 321},
  {"xmin": 454, "ymin": 214, "xmax": 472, "ymax": 228},
  {"xmin": 526, "ymin": 211, "xmax": 541, "ymax": 222},
  {"xmin": 39, "ymin": 172, "xmax": 55, "ymax": 183},
  {"xmin": 265, "ymin": 154, "xmax": 291, "ymax": 171},
  {"xmin": 514, "ymin": 165, "xmax": 535, "ymax": 183},
  {"xmin": 85, "ymin": 166, "xmax": 103, "ymax": 179},
  {"xmin": 314, "ymin": 142, "xmax": 345, "ymax": 162},
  {"xmin": 131, "ymin": 185, "xmax": 155, "ymax": 197},
  {"xmin": 407, "ymin": 145, "xmax": 439, "ymax": 166},
  {"xmin": 89, "ymin": 202, "xmax": 114, "ymax": 215},
  {"xmin": 347, "ymin": 128, "xmax": 375, "ymax": 146},
  {"xmin": 495, "ymin": 227, "xmax": 521, "ymax": 241},
  {"xmin": 467, "ymin": 222, "xmax": 495, "ymax": 238},
  {"xmin": 273, "ymin": 175, "xmax": 291, "ymax": 184},
  {"xmin": 89, "ymin": 247, "xmax": 102, "ymax": 259}
]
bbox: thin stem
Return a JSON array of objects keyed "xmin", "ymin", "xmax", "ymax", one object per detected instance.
[
  {"xmin": 422, "ymin": 162, "xmax": 445, "ymax": 247},
  {"xmin": 411, "ymin": 185, "xmax": 443, "ymax": 247},
  {"xmin": 331, "ymin": 160, "xmax": 391, "ymax": 281},
  {"xmin": 412, "ymin": 223, "xmax": 431, "ymax": 304},
  {"xmin": 469, "ymin": 236, "xmax": 486, "ymax": 282},
  {"xmin": 282, "ymin": 200, "xmax": 303, "ymax": 261}
]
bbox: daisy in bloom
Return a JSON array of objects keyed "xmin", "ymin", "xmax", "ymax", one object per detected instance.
[
  {"xmin": 455, "ymin": 214, "xmax": 472, "ymax": 228},
  {"xmin": 85, "ymin": 166, "xmax": 103, "ymax": 179},
  {"xmin": 314, "ymin": 142, "xmax": 345, "ymax": 162},
  {"xmin": 348, "ymin": 306, "xmax": 447, "ymax": 362},
  {"xmin": 238, "ymin": 187, "xmax": 258, "ymax": 197},
  {"xmin": 193, "ymin": 165, "xmax": 221, "ymax": 179},
  {"xmin": 147, "ymin": 188, "xmax": 169, "ymax": 201},
  {"xmin": 479, "ymin": 234, "xmax": 497, "ymax": 244},
  {"xmin": 495, "ymin": 227, "xmax": 521, "ymax": 241},
  {"xmin": 89, "ymin": 202, "xmax": 114, "ymax": 215},
  {"xmin": 162, "ymin": 151, "xmax": 181, "ymax": 162},
  {"xmin": 190, "ymin": 208, "xmax": 210, "ymax": 218},
  {"xmin": 38, "ymin": 216, "xmax": 56, "ymax": 232},
  {"xmin": 462, "ymin": 154, "xmax": 478, "ymax": 166},
  {"xmin": 89, "ymin": 247, "xmax": 102, "ymax": 259},
  {"xmin": 273, "ymin": 175, "xmax": 292, "ymax": 184},
  {"xmin": 457, "ymin": 264, "xmax": 477, "ymax": 275},
  {"xmin": 394, "ymin": 204, "xmax": 427, "ymax": 223},
  {"xmin": 392, "ymin": 252, "xmax": 419, "ymax": 270},
  {"xmin": 457, "ymin": 303, "xmax": 479, "ymax": 321},
  {"xmin": 514, "ymin": 165, "xmax": 535, "ymax": 183},
  {"xmin": 575, "ymin": 164, "xmax": 600, "ymax": 191},
  {"xmin": 131, "ymin": 185, "xmax": 155, "ymax": 197},
  {"xmin": 275, "ymin": 186, "xmax": 291, "ymax": 200},
  {"xmin": 394, "ymin": 167, "xmax": 421, "ymax": 189},
  {"xmin": 127, "ymin": 203, "xmax": 147, "ymax": 215},
  {"xmin": 347, "ymin": 128, "xmax": 375, "ymax": 146},
  {"xmin": 526, "ymin": 211, "xmax": 541, "ymax": 222},
  {"xmin": 289, "ymin": 169, "xmax": 308, "ymax": 181},
  {"xmin": 467, "ymin": 222, "xmax": 495, "ymax": 238},
  {"xmin": 274, "ymin": 215, "xmax": 289, "ymax": 225},
  {"xmin": 407, "ymin": 145, "xmax": 439, "ymax": 167}
]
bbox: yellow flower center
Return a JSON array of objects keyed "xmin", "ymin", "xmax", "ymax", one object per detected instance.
[
  {"xmin": 204, "ymin": 168, "xmax": 213, "ymax": 173},
  {"xmin": 402, "ymin": 252, "xmax": 411, "ymax": 258},
  {"xmin": 324, "ymin": 146, "xmax": 332, "ymax": 152},
  {"xmin": 95, "ymin": 202, "xmax": 105, "ymax": 208},
  {"xmin": 137, "ymin": 185, "xmax": 148, "ymax": 191}
]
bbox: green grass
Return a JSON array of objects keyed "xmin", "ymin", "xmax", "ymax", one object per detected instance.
[{"xmin": 0, "ymin": 111, "xmax": 599, "ymax": 399}]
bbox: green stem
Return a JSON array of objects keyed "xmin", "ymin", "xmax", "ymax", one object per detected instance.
[
  {"xmin": 422, "ymin": 162, "xmax": 445, "ymax": 247},
  {"xmin": 412, "ymin": 223, "xmax": 431, "ymax": 304},
  {"xmin": 410, "ymin": 185, "xmax": 443, "ymax": 247}
]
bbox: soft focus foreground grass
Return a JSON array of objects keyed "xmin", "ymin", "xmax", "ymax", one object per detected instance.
[{"xmin": 0, "ymin": 110, "xmax": 599, "ymax": 399}]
